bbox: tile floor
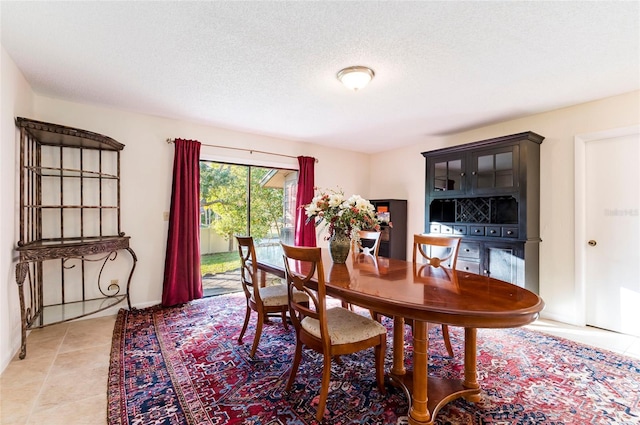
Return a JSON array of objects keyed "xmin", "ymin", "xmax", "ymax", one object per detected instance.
[{"xmin": 1, "ymin": 311, "xmax": 638, "ymax": 425}]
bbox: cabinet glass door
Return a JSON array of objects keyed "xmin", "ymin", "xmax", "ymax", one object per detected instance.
[
  {"xmin": 431, "ymin": 155, "xmax": 465, "ymax": 196},
  {"xmin": 472, "ymin": 146, "xmax": 518, "ymax": 194}
]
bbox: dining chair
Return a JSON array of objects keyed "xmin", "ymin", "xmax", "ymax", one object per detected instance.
[
  {"xmin": 341, "ymin": 230, "xmax": 383, "ymax": 311},
  {"xmin": 352, "ymin": 230, "xmax": 382, "ymax": 258},
  {"xmin": 411, "ymin": 233, "xmax": 462, "ymax": 357},
  {"xmin": 235, "ymin": 236, "xmax": 308, "ymax": 358},
  {"xmin": 281, "ymin": 243, "xmax": 387, "ymax": 422}
]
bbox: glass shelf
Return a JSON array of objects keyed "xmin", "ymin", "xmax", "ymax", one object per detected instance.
[
  {"xmin": 33, "ymin": 296, "xmax": 127, "ymax": 327},
  {"xmin": 26, "ymin": 165, "xmax": 119, "ymax": 179}
]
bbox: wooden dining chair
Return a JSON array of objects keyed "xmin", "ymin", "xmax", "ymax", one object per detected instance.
[
  {"xmin": 235, "ymin": 236, "xmax": 308, "ymax": 358},
  {"xmin": 281, "ymin": 243, "xmax": 387, "ymax": 422},
  {"xmin": 352, "ymin": 230, "xmax": 382, "ymax": 258},
  {"xmin": 341, "ymin": 230, "xmax": 383, "ymax": 311},
  {"xmin": 411, "ymin": 234, "xmax": 462, "ymax": 357}
]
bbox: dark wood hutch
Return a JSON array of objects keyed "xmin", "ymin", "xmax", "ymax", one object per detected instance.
[
  {"xmin": 422, "ymin": 132, "xmax": 544, "ymax": 293},
  {"xmin": 14, "ymin": 117, "xmax": 137, "ymax": 359}
]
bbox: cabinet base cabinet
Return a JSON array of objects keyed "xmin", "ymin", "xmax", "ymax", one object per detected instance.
[{"xmin": 455, "ymin": 240, "xmax": 538, "ymax": 293}]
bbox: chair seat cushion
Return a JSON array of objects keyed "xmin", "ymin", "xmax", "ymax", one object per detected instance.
[
  {"xmin": 301, "ymin": 307, "xmax": 387, "ymax": 345},
  {"xmin": 253, "ymin": 284, "xmax": 308, "ymax": 307}
]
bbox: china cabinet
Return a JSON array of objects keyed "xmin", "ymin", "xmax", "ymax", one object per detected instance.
[
  {"xmin": 14, "ymin": 117, "xmax": 137, "ymax": 359},
  {"xmin": 422, "ymin": 132, "xmax": 544, "ymax": 292}
]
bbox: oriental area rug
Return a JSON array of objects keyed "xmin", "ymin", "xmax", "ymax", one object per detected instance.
[{"xmin": 108, "ymin": 292, "xmax": 640, "ymax": 425}]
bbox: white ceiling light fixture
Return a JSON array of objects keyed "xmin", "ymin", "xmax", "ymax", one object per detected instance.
[{"xmin": 337, "ymin": 66, "xmax": 375, "ymax": 91}]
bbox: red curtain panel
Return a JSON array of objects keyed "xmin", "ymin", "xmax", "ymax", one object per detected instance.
[
  {"xmin": 162, "ymin": 139, "xmax": 203, "ymax": 306},
  {"xmin": 294, "ymin": 156, "xmax": 317, "ymax": 247}
]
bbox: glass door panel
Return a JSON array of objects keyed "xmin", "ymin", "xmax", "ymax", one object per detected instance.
[
  {"xmin": 199, "ymin": 161, "xmax": 296, "ymax": 296},
  {"xmin": 472, "ymin": 146, "xmax": 517, "ymax": 194},
  {"xmin": 433, "ymin": 158, "xmax": 463, "ymax": 193}
]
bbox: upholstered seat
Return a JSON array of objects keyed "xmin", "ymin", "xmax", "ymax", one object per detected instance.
[
  {"xmin": 301, "ymin": 306, "xmax": 387, "ymax": 345},
  {"xmin": 253, "ymin": 284, "xmax": 308, "ymax": 307}
]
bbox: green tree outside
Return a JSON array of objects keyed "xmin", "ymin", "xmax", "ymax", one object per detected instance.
[{"xmin": 200, "ymin": 162, "xmax": 284, "ymax": 252}]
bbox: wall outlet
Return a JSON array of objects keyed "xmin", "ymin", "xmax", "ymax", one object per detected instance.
[{"xmin": 163, "ymin": 211, "xmax": 170, "ymax": 221}]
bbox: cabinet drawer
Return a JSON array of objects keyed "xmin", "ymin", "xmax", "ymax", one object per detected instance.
[
  {"xmin": 440, "ymin": 224, "xmax": 453, "ymax": 234},
  {"xmin": 470, "ymin": 226, "xmax": 485, "ymax": 236},
  {"xmin": 453, "ymin": 225, "xmax": 467, "ymax": 235},
  {"xmin": 459, "ymin": 242, "xmax": 480, "ymax": 259},
  {"xmin": 429, "ymin": 223, "xmax": 440, "ymax": 233},
  {"xmin": 457, "ymin": 260, "xmax": 480, "ymax": 274},
  {"xmin": 502, "ymin": 227, "xmax": 518, "ymax": 238},
  {"xmin": 486, "ymin": 226, "xmax": 501, "ymax": 237}
]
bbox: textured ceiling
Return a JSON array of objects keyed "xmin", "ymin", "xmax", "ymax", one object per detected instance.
[{"xmin": 1, "ymin": 1, "xmax": 638, "ymax": 153}]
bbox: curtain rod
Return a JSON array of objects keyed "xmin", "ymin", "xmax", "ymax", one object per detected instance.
[{"xmin": 166, "ymin": 138, "xmax": 318, "ymax": 163}]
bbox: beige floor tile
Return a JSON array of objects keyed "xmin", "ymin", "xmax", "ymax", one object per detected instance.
[
  {"xmin": 17, "ymin": 330, "xmax": 65, "ymax": 361},
  {"xmin": 624, "ymin": 337, "xmax": 640, "ymax": 360},
  {"xmin": 27, "ymin": 393, "xmax": 106, "ymax": 425},
  {"xmin": 67, "ymin": 315, "xmax": 116, "ymax": 333},
  {"xmin": 27, "ymin": 323, "xmax": 69, "ymax": 342},
  {"xmin": 58, "ymin": 327, "xmax": 114, "ymax": 354},
  {"xmin": 529, "ymin": 319, "xmax": 640, "ymax": 357},
  {"xmin": 0, "ymin": 355, "xmax": 53, "ymax": 388},
  {"xmin": 35, "ymin": 366, "xmax": 107, "ymax": 411},
  {"xmin": 48, "ymin": 345, "xmax": 111, "ymax": 378},
  {"xmin": 0, "ymin": 380, "xmax": 42, "ymax": 424}
]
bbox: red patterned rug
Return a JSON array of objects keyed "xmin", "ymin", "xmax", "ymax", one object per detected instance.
[{"xmin": 108, "ymin": 292, "xmax": 640, "ymax": 425}]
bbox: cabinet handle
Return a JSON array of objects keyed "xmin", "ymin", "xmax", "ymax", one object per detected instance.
[
  {"xmin": 474, "ymin": 229, "xmax": 481, "ymax": 233},
  {"xmin": 507, "ymin": 230, "xmax": 513, "ymax": 235},
  {"xmin": 460, "ymin": 172, "xmax": 465, "ymax": 177},
  {"xmin": 472, "ymin": 171, "xmax": 477, "ymax": 175},
  {"xmin": 490, "ymin": 230, "xmax": 496, "ymax": 234},
  {"xmin": 484, "ymin": 270, "xmax": 488, "ymax": 274},
  {"xmin": 465, "ymin": 248, "xmax": 470, "ymax": 252},
  {"xmin": 465, "ymin": 267, "xmax": 469, "ymax": 270}
]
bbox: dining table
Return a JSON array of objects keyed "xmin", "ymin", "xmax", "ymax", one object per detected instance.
[{"xmin": 252, "ymin": 245, "xmax": 545, "ymax": 425}]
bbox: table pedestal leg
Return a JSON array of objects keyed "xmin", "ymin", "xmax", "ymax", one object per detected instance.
[
  {"xmin": 408, "ymin": 320, "xmax": 431, "ymax": 424},
  {"xmin": 463, "ymin": 327, "xmax": 481, "ymax": 402},
  {"xmin": 392, "ymin": 316, "xmax": 406, "ymax": 376}
]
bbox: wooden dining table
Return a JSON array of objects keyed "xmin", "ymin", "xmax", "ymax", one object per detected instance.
[{"xmin": 253, "ymin": 245, "xmax": 545, "ymax": 425}]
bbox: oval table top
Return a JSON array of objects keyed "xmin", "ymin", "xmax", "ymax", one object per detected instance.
[{"xmin": 254, "ymin": 245, "xmax": 544, "ymax": 329}]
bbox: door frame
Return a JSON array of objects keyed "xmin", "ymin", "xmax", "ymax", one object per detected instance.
[{"xmin": 574, "ymin": 124, "xmax": 640, "ymax": 327}]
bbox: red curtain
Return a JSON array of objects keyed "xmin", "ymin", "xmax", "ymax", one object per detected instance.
[
  {"xmin": 294, "ymin": 156, "xmax": 317, "ymax": 247},
  {"xmin": 162, "ymin": 139, "xmax": 203, "ymax": 307}
]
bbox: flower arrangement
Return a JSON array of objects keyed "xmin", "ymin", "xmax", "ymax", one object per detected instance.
[{"xmin": 304, "ymin": 188, "xmax": 382, "ymax": 240}]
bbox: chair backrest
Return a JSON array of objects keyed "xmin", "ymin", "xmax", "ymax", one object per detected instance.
[
  {"xmin": 412, "ymin": 234, "xmax": 461, "ymax": 269},
  {"xmin": 353, "ymin": 230, "xmax": 382, "ymax": 257},
  {"xmin": 235, "ymin": 236, "xmax": 260, "ymax": 302},
  {"xmin": 281, "ymin": 243, "xmax": 328, "ymax": 339}
]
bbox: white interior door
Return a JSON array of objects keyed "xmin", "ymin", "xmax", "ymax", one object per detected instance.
[{"xmin": 584, "ymin": 132, "xmax": 640, "ymax": 336}]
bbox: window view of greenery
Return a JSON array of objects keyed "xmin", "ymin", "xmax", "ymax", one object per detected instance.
[{"xmin": 199, "ymin": 161, "xmax": 296, "ymax": 281}]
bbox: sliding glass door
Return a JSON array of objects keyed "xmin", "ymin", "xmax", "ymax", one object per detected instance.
[{"xmin": 199, "ymin": 161, "xmax": 297, "ymax": 296}]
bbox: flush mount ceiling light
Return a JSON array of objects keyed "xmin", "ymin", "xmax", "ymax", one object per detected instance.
[{"xmin": 337, "ymin": 66, "xmax": 375, "ymax": 91}]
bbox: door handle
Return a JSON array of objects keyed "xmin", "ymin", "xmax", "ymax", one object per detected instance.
[{"xmin": 588, "ymin": 240, "xmax": 597, "ymax": 247}]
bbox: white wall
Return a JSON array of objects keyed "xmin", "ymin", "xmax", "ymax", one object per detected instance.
[
  {"xmin": 0, "ymin": 47, "xmax": 34, "ymax": 371},
  {"xmin": 368, "ymin": 90, "xmax": 640, "ymax": 326}
]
